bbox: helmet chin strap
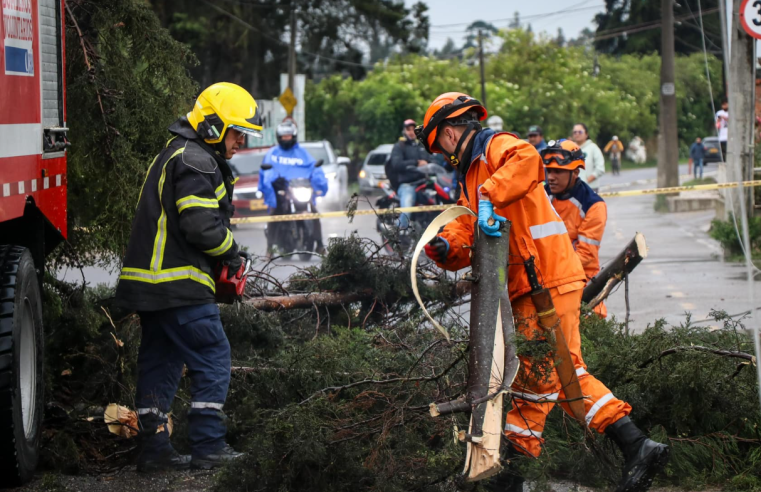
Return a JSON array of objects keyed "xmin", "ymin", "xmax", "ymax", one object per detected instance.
[
  {"xmin": 557, "ymin": 171, "xmax": 578, "ymax": 199},
  {"xmin": 443, "ymin": 122, "xmax": 479, "ymax": 173}
]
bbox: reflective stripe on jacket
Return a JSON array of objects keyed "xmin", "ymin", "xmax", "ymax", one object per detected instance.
[
  {"xmin": 547, "ymin": 180, "xmax": 607, "ymax": 281},
  {"xmin": 115, "ymin": 117, "xmax": 239, "ymax": 311},
  {"xmin": 438, "ymin": 130, "xmax": 586, "ymax": 300}
]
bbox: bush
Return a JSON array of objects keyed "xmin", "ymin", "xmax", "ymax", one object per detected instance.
[{"xmin": 709, "ymin": 214, "xmax": 761, "ymax": 257}]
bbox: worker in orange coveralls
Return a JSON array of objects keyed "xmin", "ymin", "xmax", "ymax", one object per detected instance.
[
  {"xmin": 541, "ymin": 139, "xmax": 608, "ymax": 318},
  {"xmin": 416, "ymin": 92, "xmax": 669, "ymax": 492}
]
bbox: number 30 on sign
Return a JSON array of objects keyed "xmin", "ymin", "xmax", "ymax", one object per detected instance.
[{"xmin": 740, "ymin": 0, "xmax": 761, "ymax": 39}]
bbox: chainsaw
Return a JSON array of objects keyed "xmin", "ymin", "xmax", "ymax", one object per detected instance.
[{"xmin": 215, "ymin": 256, "xmax": 252, "ymax": 304}]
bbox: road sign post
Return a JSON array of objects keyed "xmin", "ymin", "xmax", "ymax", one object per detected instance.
[{"xmin": 279, "ymin": 87, "xmax": 297, "ymax": 117}]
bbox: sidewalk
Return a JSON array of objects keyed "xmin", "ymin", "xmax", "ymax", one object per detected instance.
[{"xmin": 600, "ymin": 171, "xmax": 753, "ymax": 331}]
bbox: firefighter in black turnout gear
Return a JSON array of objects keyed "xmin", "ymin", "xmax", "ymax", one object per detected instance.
[{"xmin": 115, "ymin": 83, "xmax": 263, "ymax": 472}]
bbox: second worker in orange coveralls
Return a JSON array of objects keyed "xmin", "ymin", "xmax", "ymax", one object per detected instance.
[
  {"xmin": 542, "ymin": 139, "xmax": 608, "ymax": 318},
  {"xmin": 416, "ymin": 93, "xmax": 669, "ymax": 492}
]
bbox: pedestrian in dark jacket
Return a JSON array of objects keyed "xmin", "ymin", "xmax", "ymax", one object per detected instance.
[
  {"xmin": 690, "ymin": 137, "xmax": 706, "ymax": 179},
  {"xmin": 386, "ymin": 119, "xmax": 431, "ymax": 228},
  {"xmin": 115, "ymin": 83, "xmax": 262, "ymax": 472}
]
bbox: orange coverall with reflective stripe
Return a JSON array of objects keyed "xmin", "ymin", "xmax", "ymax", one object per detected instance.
[
  {"xmin": 437, "ymin": 131, "xmax": 629, "ymax": 457},
  {"xmin": 548, "ymin": 180, "xmax": 608, "ymax": 317}
]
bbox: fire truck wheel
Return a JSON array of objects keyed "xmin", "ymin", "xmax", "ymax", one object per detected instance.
[{"xmin": 0, "ymin": 245, "xmax": 44, "ymax": 487}]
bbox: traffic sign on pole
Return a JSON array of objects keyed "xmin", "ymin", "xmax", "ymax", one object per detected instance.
[
  {"xmin": 279, "ymin": 87, "xmax": 297, "ymax": 116},
  {"xmin": 740, "ymin": 0, "xmax": 761, "ymax": 39}
]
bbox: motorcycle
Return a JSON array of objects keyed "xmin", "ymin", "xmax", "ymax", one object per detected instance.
[
  {"xmin": 376, "ymin": 163, "xmax": 457, "ymax": 255},
  {"xmin": 262, "ymin": 160, "xmax": 324, "ymax": 261}
]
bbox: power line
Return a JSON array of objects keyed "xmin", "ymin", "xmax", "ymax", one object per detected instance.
[
  {"xmin": 428, "ymin": 3, "xmax": 605, "ymax": 30},
  {"xmin": 592, "ymin": 6, "xmax": 719, "ymax": 42}
]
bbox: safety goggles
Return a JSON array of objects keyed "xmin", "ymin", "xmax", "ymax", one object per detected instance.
[
  {"xmin": 541, "ymin": 141, "xmax": 585, "ymax": 166},
  {"xmin": 229, "ymin": 125, "xmax": 263, "ymax": 138}
]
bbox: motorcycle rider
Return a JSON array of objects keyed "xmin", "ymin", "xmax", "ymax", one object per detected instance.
[
  {"xmin": 259, "ymin": 121, "xmax": 328, "ymax": 253},
  {"xmin": 417, "ymin": 92, "xmax": 669, "ymax": 492},
  {"xmin": 386, "ymin": 118, "xmax": 432, "ymax": 229}
]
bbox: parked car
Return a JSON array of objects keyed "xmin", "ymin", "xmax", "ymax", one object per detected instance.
[
  {"xmin": 702, "ymin": 136, "xmax": 723, "ymax": 163},
  {"xmin": 229, "ymin": 147, "xmax": 270, "ymax": 218},
  {"xmin": 359, "ymin": 144, "xmax": 394, "ymax": 194},
  {"xmin": 300, "ymin": 140, "xmax": 350, "ymax": 210}
]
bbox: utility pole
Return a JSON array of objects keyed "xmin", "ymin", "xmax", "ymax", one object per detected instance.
[
  {"xmin": 287, "ymin": 5, "xmax": 297, "ymax": 110},
  {"xmin": 727, "ymin": 0, "xmax": 755, "ymax": 215},
  {"xmin": 478, "ymin": 30, "xmax": 487, "ymax": 110},
  {"xmin": 658, "ymin": 0, "xmax": 679, "ymax": 189}
]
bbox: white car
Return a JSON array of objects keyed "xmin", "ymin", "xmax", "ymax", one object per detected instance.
[
  {"xmin": 359, "ymin": 144, "xmax": 394, "ymax": 195},
  {"xmin": 300, "ymin": 140, "xmax": 350, "ymax": 210}
]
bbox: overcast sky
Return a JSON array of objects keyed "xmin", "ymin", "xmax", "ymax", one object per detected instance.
[{"xmin": 405, "ymin": 0, "xmax": 605, "ymax": 50}]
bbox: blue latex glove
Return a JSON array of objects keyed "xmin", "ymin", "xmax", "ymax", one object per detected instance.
[{"xmin": 478, "ymin": 199, "xmax": 507, "ymax": 237}]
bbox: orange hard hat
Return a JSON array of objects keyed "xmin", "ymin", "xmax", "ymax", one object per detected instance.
[
  {"xmin": 415, "ymin": 92, "xmax": 487, "ymax": 156},
  {"xmin": 540, "ymin": 139, "xmax": 585, "ymax": 171}
]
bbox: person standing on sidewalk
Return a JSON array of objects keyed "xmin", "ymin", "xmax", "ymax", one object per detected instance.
[
  {"xmin": 115, "ymin": 83, "xmax": 260, "ymax": 471},
  {"xmin": 689, "ymin": 137, "xmax": 706, "ymax": 180},
  {"xmin": 603, "ymin": 135, "xmax": 624, "ymax": 176},
  {"xmin": 715, "ymin": 99, "xmax": 729, "ymax": 160},
  {"xmin": 572, "ymin": 123, "xmax": 605, "ymax": 190}
]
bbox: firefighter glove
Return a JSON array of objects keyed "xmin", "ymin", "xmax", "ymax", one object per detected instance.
[
  {"xmin": 226, "ymin": 255, "xmax": 243, "ymax": 279},
  {"xmin": 478, "ymin": 199, "xmax": 506, "ymax": 237},
  {"xmin": 424, "ymin": 237, "xmax": 450, "ymax": 263}
]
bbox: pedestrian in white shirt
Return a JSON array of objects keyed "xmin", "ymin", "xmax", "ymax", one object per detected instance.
[
  {"xmin": 572, "ymin": 123, "xmax": 605, "ymax": 190},
  {"xmin": 715, "ymin": 99, "xmax": 728, "ymax": 160}
]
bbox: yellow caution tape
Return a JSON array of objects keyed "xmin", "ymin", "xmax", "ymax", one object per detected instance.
[{"xmin": 231, "ymin": 180, "xmax": 761, "ymax": 224}]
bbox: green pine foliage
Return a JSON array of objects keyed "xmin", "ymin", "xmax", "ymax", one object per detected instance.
[{"xmin": 60, "ymin": 0, "xmax": 198, "ymax": 265}]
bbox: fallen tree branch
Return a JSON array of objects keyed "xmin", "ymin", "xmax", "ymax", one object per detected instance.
[
  {"xmin": 584, "ymin": 232, "xmax": 647, "ymax": 308},
  {"xmin": 639, "ymin": 345, "xmax": 757, "ymax": 369},
  {"xmin": 246, "ymin": 280, "xmax": 472, "ymax": 311}
]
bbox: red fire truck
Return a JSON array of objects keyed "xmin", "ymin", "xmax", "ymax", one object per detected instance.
[{"xmin": 0, "ymin": 0, "xmax": 68, "ymax": 485}]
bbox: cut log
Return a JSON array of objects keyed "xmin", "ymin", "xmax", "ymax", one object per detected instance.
[
  {"xmin": 459, "ymin": 222, "xmax": 520, "ymax": 482},
  {"xmin": 582, "ymin": 232, "xmax": 648, "ymax": 309}
]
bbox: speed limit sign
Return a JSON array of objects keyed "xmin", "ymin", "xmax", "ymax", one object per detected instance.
[{"xmin": 740, "ymin": 0, "xmax": 761, "ymax": 39}]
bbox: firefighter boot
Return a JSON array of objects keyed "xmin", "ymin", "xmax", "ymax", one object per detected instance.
[
  {"xmin": 482, "ymin": 442, "xmax": 524, "ymax": 492},
  {"xmin": 135, "ymin": 414, "xmax": 190, "ymax": 473},
  {"xmin": 605, "ymin": 417, "xmax": 670, "ymax": 492},
  {"xmin": 191, "ymin": 444, "xmax": 245, "ymax": 470}
]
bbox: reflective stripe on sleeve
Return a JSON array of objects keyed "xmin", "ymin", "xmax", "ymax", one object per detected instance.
[
  {"xmin": 529, "ymin": 220, "xmax": 567, "ymax": 240},
  {"xmin": 585, "ymin": 392, "xmax": 615, "ymax": 425},
  {"xmin": 578, "ymin": 234, "xmax": 601, "ymax": 246},
  {"xmin": 576, "ymin": 367, "xmax": 587, "ymax": 377},
  {"xmin": 176, "ymin": 195, "xmax": 219, "ymax": 213},
  {"xmin": 120, "ymin": 266, "xmax": 215, "ymax": 291},
  {"xmin": 191, "ymin": 402, "xmax": 224, "ymax": 410},
  {"xmin": 504, "ymin": 424, "xmax": 542, "ymax": 438},
  {"xmin": 569, "ymin": 197, "xmax": 586, "ymax": 218},
  {"xmin": 204, "ymin": 229, "xmax": 234, "ymax": 257},
  {"xmin": 215, "ymin": 183, "xmax": 226, "ymax": 200}
]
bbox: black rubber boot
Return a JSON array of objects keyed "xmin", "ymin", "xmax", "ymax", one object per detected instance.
[
  {"xmin": 135, "ymin": 413, "xmax": 191, "ymax": 472},
  {"xmin": 191, "ymin": 444, "xmax": 245, "ymax": 470},
  {"xmin": 605, "ymin": 417, "xmax": 670, "ymax": 492},
  {"xmin": 482, "ymin": 442, "xmax": 524, "ymax": 492},
  {"xmin": 136, "ymin": 448, "xmax": 191, "ymax": 473}
]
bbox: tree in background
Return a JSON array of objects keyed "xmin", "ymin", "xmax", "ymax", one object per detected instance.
[
  {"xmin": 594, "ymin": 0, "xmax": 723, "ymax": 56},
  {"xmin": 148, "ymin": 0, "xmax": 429, "ymax": 99},
  {"xmin": 306, "ymin": 28, "xmax": 723, "ymax": 160}
]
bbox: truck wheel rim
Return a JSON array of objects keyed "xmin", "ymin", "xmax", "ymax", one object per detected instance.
[{"xmin": 19, "ymin": 297, "xmax": 36, "ymax": 438}]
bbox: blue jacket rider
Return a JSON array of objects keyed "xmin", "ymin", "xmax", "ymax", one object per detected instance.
[{"xmin": 259, "ymin": 121, "xmax": 328, "ymax": 210}]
